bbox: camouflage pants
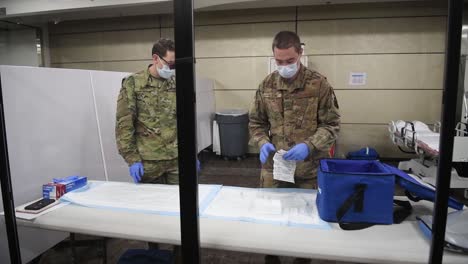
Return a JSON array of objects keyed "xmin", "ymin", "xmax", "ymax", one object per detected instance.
[
  {"xmin": 140, "ymin": 159, "xmax": 179, "ymax": 184},
  {"xmin": 260, "ymin": 168, "xmax": 317, "ymax": 189}
]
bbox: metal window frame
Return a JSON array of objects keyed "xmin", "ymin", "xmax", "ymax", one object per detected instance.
[
  {"xmin": 173, "ymin": 0, "xmax": 201, "ymax": 263},
  {"xmin": 0, "ymin": 74, "xmax": 22, "ymax": 263},
  {"xmin": 429, "ymin": 1, "xmax": 463, "ymax": 263}
]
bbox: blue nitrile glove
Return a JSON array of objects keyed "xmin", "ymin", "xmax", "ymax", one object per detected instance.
[
  {"xmin": 197, "ymin": 159, "xmax": 201, "ymax": 172},
  {"xmin": 260, "ymin": 143, "xmax": 276, "ymax": 164},
  {"xmin": 283, "ymin": 143, "xmax": 310, "ymax": 161},
  {"xmin": 129, "ymin": 162, "xmax": 144, "ymax": 183}
]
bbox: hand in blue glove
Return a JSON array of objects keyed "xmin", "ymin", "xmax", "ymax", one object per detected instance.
[
  {"xmin": 197, "ymin": 159, "xmax": 201, "ymax": 172},
  {"xmin": 260, "ymin": 143, "xmax": 276, "ymax": 164},
  {"xmin": 283, "ymin": 143, "xmax": 310, "ymax": 161},
  {"xmin": 129, "ymin": 162, "xmax": 144, "ymax": 183}
]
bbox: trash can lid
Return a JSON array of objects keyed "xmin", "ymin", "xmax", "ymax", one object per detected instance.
[{"xmin": 215, "ymin": 109, "xmax": 248, "ymax": 116}]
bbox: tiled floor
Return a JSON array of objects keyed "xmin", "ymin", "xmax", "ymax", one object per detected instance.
[{"xmin": 33, "ymin": 151, "xmax": 358, "ymax": 264}]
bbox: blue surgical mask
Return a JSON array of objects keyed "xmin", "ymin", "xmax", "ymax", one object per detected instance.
[
  {"xmin": 277, "ymin": 61, "xmax": 299, "ymax": 79},
  {"xmin": 157, "ymin": 64, "xmax": 175, "ymax": 79}
]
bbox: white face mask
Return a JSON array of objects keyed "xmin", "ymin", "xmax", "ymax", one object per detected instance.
[
  {"xmin": 277, "ymin": 61, "xmax": 299, "ymax": 79},
  {"xmin": 157, "ymin": 64, "xmax": 175, "ymax": 79}
]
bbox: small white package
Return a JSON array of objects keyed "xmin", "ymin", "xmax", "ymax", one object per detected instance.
[{"xmin": 273, "ymin": 150, "xmax": 297, "ymax": 183}]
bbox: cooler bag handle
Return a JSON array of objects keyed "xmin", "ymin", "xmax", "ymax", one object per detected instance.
[
  {"xmin": 336, "ymin": 184, "xmax": 374, "ymax": 230},
  {"xmin": 336, "ymin": 184, "xmax": 413, "ymax": 230}
]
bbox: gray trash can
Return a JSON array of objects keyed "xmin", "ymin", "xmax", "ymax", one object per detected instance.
[{"xmin": 215, "ymin": 109, "xmax": 249, "ymax": 159}]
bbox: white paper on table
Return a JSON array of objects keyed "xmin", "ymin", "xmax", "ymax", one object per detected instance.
[
  {"xmin": 273, "ymin": 150, "xmax": 296, "ymax": 183},
  {"xmin": 60, "ymin": 181, "xmax": 220, "ymax": 214},
  {"xmin": 252, "ymin": 198, "xmax": 282, "ymax": 215},
  {"xmin": 202, "ymin": 187, "xmax": 330, "ymax": 228}
]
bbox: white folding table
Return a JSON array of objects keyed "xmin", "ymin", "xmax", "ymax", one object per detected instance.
[{"xmin": 12, "ymin": 190, "xmax": 468, "ymax": 264}]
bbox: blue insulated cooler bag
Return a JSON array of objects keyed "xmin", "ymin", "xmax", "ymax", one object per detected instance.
[
  {"xmin": 383, "ymin": 164, "xmax": 464, "ymax": 210},
  {"xmin": 346, "ymin": 147, "xmax": 379, "ymax": 160},
  {"xmin": 317, "ymin": 159, "xmax": 412, "ymax": 230}
]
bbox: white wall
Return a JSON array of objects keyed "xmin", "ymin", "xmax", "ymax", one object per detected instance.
[
  {"xmin": 48, "ymin": 1, "xmax": 447, "ymax": 158},
  {"xmin": 0, "ymin": 28, "xmax": 39, "ymax": 66}
]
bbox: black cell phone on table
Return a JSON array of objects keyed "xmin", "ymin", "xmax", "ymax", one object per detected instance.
[{"xmin": 24, "ymin": 198, "xmax": 55, "ymax": 211}]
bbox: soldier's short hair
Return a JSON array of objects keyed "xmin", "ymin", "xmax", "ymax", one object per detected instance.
[
  {"xmin": 152, "ymin": 38, "xmax": 175, "ymax": 57},
  {"xmin": 272, "ymin": 31, "xmax": 302, "ymax": 53}
]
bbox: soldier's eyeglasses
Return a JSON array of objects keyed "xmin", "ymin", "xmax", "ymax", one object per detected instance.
[{"xmin": 159, "ymin": 56, "xmax": 175, "ymax": 70}]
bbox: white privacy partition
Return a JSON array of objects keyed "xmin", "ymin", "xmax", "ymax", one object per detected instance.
[
  {"xmin": 90, "ymin": 70, "xmax": 131, "ymax": 182},
  {"xmin": 196, "ymin": 78, "xmax": 215, "ymax": 154},
  {"xmin": 1, "ymin": 66, "xmax": 107, "ymax": 193},
  {"xmin": 0, "ymin": 66, "xmax": 107, "ymax": 262}
]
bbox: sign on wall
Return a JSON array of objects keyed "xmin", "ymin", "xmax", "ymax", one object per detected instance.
[{"xmin": 349, "ymin": 72, "xmax": 367, "ymax": 86}]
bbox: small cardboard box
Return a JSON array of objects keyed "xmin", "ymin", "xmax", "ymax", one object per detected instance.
[
  {"xmin": 42, "ymin": 176, "xmax": 87, "ymax": 199},
  {"xmin": 53, "ymin": 176, "xmax": 87, "ymax": 193},
  {"xmin": 42, "ymin": 183, "xmax": 66, "ymax": 199}
]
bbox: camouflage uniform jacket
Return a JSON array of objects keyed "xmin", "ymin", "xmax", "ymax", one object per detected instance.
[
  {"xmin": 249, "ymin": 64, "xmax": 341, "ymax": 179},
  {"xmin": 116, "ymin": 66, "xmax": 177, "ymax": 165}
]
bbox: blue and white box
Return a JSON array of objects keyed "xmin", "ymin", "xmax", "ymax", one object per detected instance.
[{"xmin": 52, "ymin": 176, "xmax": 88, "ymax": 193}]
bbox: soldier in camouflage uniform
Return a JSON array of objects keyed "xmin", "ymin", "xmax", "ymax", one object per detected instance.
[
  {"xmin": 249, "ymin": 31, "xmax": 340, "ymax": 190},
  {"xmin": 249, "ymin": 30, "xmax": 340, "ymax": 264},
  {"xmin": 116, "ymin": 38, "xmax": 180, "ymax": 184}
]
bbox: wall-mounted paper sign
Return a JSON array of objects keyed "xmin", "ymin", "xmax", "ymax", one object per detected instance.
[{"xmin": 349, "ymin": 72, "xmax": 367, "ymax": 86}]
